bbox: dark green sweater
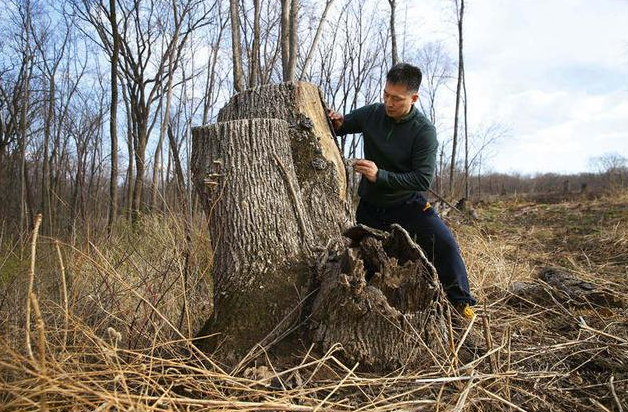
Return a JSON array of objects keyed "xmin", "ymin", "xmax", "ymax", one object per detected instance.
[{"xmin": 338, "ymin": 103, "xmax": 438, "ymax": 206}]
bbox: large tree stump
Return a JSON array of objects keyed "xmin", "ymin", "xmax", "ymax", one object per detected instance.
[
  {"xmin": 217, "ymin": 82, "xmax": 349, "ymax": 244},
  {"xmin": 191, "ymin": 82, "xmax": 448, "ymax": 369},
  {"xmin": 192, "ymin": 118, "xmax": 315, "ymax": 359}
]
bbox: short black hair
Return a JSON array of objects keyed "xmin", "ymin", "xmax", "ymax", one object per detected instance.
[{"xmin": 386, "ymin": 63, "xmax": 422, "ymax": 93}]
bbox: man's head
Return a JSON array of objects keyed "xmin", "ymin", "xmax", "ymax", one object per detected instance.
[{"xmin": 384, "ymin": 63, "xmax": 422, "ymax": 121}]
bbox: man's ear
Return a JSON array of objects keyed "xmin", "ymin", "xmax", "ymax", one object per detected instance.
[{"xmin": 411, "ymin": 93, "xmax": 419, "ymax": 103}]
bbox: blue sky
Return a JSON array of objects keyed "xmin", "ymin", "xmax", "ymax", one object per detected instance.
[{"xmin": 407, "ymin": 0, "xmax": 628, "ymax": 174}]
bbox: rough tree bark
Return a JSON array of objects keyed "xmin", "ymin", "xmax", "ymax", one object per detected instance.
[
  {"xmin": 216, "ymin": 82, "xmax": 348, "ymax": 244},
  {"xmin": 192, "ymin": 117, "xmax": 315, "ymax": 359},
  {"xmin": 192, "ymin": 82, "xmax": 448, "ymax": 369}
]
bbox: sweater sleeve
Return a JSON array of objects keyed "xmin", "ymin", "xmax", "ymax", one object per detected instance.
[
  {"xmin": 336, "ymin": 104, "xmax": 376, "ymax": 136},
  {"xmin": 374, "ymin": 125, "xmax": 438, "ymax": 191}
]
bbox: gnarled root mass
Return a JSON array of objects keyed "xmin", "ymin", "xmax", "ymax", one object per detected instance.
[{"xmin": 309, "ymin": 224, "xmax": 449, "ymax": 371}]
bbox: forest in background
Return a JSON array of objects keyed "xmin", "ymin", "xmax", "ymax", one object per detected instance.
[{"xmin": 2, "ymin": 0, "xmax": 625, "ymax": 238}]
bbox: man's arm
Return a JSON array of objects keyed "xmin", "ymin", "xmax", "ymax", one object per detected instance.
[{"xmin": 328, "ymin": 104, "xmax": 375, "ymax": 135}]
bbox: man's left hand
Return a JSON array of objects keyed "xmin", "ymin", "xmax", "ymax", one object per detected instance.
[{"xmin": 354, "ymin": 159, "xmax": 378, "ymax": 183}]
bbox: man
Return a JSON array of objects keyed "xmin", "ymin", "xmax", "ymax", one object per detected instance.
[{"xmin": 328, "ymin": 62, "xmax": 477, "ymax": 318}]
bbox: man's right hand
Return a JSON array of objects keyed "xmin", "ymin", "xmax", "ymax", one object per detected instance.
[{"xmin": 327, "ymin": 109, "xmax": 344, "ymax": 131}]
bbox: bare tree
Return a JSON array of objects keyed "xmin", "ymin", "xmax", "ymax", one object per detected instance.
[
  {"xmin": 259, "ymin": 1, "xmax": 282, "ymax": 84},
  {"xmin": 414, "ymin": 41, "xmax": 454, "ymax": 196},
  {"xmin": 387, "ymin": 0, "xmax": 398, "ymax": 66},
  {"xmin": 69, "ymin": 92, "xmax": 104, "ymax": 232},
  {"xmin": 74, "ymin": 0, "xmax": 214, "ymax": 222},
  {"xmin": 281, "ymin": 0, "xmax": 298, "ymax": 81},
  {"xmin": 590, "ymin": 152, "xmax": 627, "ymax": 174},
  {"xmin": 48, "ymin": 36, "xmax": 87, "ymax": 232},
  {"xmin": 0, "ymin": 74, "xmax": 20, "ymax": 162},
  {"xmin": 590, "ymin": 152, "xmax": 628, "ymax": 189},
  {"xmin": 229, "ymin": 0, "xmax": 245, "ymax": 92},
  {"xmin": 0, "ymin": 16, "xmax": 35, "ymax": 226},
  {"xmin": 288, "ymin": 0, "xmax": 298, "ymax": 78},
  {"xmin": 201, "ymin": 1, "xmax": 228, "ymax": 123},
  {"xmin": 299, "ymin": 0, "xmax": 336, "ymax": 80},
  {"xmin": 18, "ymin": 0, "xmax": 35, "ymax": 232},
  {"xmin": 29, "ymin": 14, "xmax": 70, "ymax": 233},
  {"xmin": 107, "ymin": 0, "xmax": 119, "ymax": 230},
  {"xmin": 449, "ymin": 0, "xmax": 464, "ymax": 198},
  {"xmin": 151, "ymin": 15, "xmax": 184, "ymax": 211},
  {"xmin": 463, "ymin": 56, "xmax": 469, "ymax": 198},
  {"xmin": 416, "ymin": 41, "xmax": 453, "ymax": 127},
  {"xmin": 248, "ymin": 0, "xmax": 261, "ymax": 88},
  {"xmin": 471, "ymin": 123, "xmax": 507, "ymax": 197}
]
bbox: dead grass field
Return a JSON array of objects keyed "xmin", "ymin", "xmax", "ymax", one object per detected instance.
[{"xmin": 0, "ymin": 191, "xmax": 626, "ymax": 411}]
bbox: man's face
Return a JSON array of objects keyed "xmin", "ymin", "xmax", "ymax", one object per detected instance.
[{"xmin": 383, "ymin": 82, "xmax": 418, "ymax": 121}]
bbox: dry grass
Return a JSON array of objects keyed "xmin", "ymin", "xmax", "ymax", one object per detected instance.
[{"xmin": 1, "ymin": 192, "xmax": 627, "ymax": 411}]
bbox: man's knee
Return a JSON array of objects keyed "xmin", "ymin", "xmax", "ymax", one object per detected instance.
[{"xmin": 431, "ymin": 229, "xmax": 461, "ymax": 258}]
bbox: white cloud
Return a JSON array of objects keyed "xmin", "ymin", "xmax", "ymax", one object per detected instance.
[
  {"xmin": 406, "ymin": 0, "xmax": 628, "ymax": 174},
  {"xmin": 491, "ymin": 92, "xmax": 628, "ymax": 174},
  {"xmin": 465, "ymin": 0, "xmax": 628, "ymax": 70}
]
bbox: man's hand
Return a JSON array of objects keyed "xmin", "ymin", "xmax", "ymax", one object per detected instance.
[
  {"xmin": 354, "ymin": 159, "xmax": 378, "ymax": 183},
  {"xmin": 327, "ymin": 109, "xmax": 344, "ymax": 131}
]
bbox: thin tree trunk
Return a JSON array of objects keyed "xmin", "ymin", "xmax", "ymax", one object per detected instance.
[
  {"xmin": 280, "ymin": 0, "xmax": 291, "ymax": 81},
  {"xmin": 287, "ymin": 0, "xmax": 298, "ymax": 80},
  {"xmin": 151, "ymin": 32, "xmax": 178, "ymax": 210},
  {"xmin": 462, "ymin": 61, "xmax": 469, "ymax": 199},
  {"xmin": 438, "ymin": 146, "xmax": 444, "ymax": 195},
  {"xmin": 41, "ymin": 75, "xmax": 54, "ymax": 234},
  {"xmin": 108, "ymin": 0, "xmax": 119, "ymax": 231},
  {"xmin": 202, "ymin": 43, "xmax": 221, "ymax": 124},
  {"xmin": 229, "ymin": 0, "xmax": 245, "ymax": 92},
  {"xmin": 202, "ymin": 11, "xmax": 227, "ymax": 124},
  {"xmin": 300, "ymin": 0, "xmax": 335, "ymax": 80},
  {"xmin": 151, "ymin": 100, "xmax": 166, "ymax": 211},
  {"xmin": 87, "ymin": 123, "xmax": 101, "ymax": 220},
  {"xmin": 168, "ymin": 123, "xmax": 195, "ymax": 336},
  {"xmin": 168, "ymin": 125, "xmax": 187, "ymax": 211},
  {"xmin": 477, "ymin": 153, "xmax": 482, "ymax": 198},
  {"xmin": 388, "ymin": 0, "xmax": 398, "ymax": 66},
  {"xmin": 131, "ymin": 121, "xmax": 148, "ymax": 222},
  {"xmin": 19, "ymin": 2, "xmax": 32, "ymax": 232},
  {"xmin": 120, "ymin": 84, "xmax": 134, "ymax": 219},
  {"xmin": 449, "ymin": 0, "xmax": 464, "ymax": 199},
  {"xmin": 248, "ymin": 0, "xmax": 260, "ymax": 88}
]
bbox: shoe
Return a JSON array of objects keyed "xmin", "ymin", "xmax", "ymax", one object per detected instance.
[{"xmin": 454, "ymin": 303, "xmax": 476, "ymax": 320}]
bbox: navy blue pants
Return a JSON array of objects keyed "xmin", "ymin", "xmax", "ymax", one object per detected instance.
[{"xmin": 356, "ymin": 193, "xmax": 477, "ymax": 305}]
